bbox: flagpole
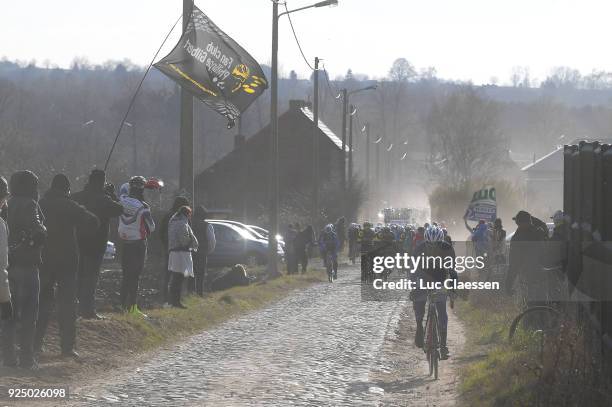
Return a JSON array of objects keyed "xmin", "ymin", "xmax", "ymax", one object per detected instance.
[{"xmin": 179, "ymin": 0, "xmax": 195, "ymax": 202}]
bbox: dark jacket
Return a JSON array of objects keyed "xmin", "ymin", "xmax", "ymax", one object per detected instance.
[
  {"xmin": 7, "ymin": 171, "xmax": 46, "ymax": 267},
  {"xmin": 191, "ymin": 212, "xmax": 208, "ymax": 257},
  {"xmin": 72, "ymin": 183, "xmax": 123, "ymax": 257},
  {"xmin": 506, "ymin": 224, "xmax": 544, "ymax": 288},
  {"xmin": 413, "ymin": 240, "xmax": 458, "ymax": 285},
  {"xmin": 295, "ymin": 227, "xmax": 314, "ymax": 253},
  {"xmin": 40, "ymin": 188, "xmax": 99, "ymax": 265}
]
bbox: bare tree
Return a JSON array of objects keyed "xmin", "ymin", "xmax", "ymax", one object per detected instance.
[{"xmin": 426, "ymin": 88, "xmax": 508, "ymax": 190}]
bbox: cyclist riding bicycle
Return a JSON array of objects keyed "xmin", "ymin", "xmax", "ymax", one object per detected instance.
[
  {"xmin": 410, "ymin": 225, "xmax": 458, "ymax": 360},
  {"xmin": 319, "ymin": 224, "xmax": 340, "ymax": 279}
]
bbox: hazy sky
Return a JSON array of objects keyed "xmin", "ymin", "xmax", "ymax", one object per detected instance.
[{"xmin": 1, "ymin": 0, "xmax": 610, "ymax": 84}]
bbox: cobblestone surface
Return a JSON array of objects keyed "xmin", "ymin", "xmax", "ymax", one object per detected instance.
[{"xmin": 68, "ymin": 265, "xmax": 405, "ymax": 406}]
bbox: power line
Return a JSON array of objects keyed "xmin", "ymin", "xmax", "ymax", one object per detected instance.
[
  {"xmin": 284, "ymin": 4, "xmax": 315, "ymax": 71},
  {"xmin": 321, "ymin": 63, "xmax": 341, "ymax": 99}
]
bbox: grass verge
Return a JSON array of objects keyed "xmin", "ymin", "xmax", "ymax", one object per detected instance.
[{"xmin": 116, "ymin": 268, "xmax": 327, "ymax": 350}]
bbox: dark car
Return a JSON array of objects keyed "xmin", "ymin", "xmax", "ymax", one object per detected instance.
[{"xmin": 208, "ymin": 221, "xmax": 284, "ymax": 267}]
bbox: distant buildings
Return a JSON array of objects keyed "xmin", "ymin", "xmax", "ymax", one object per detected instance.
[{"xmin": 521, "ymin": 146, "xmax": 564, "ymax": 218}]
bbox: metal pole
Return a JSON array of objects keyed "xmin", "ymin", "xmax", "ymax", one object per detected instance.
[
  {"xmin": 341, "ymin": 89, "xmax": 348, "ymax": 194},
  {"xmin": 312, "ymin": 57, "xmax": 320, "ymax": 228},
  {"xmin": 365, "ymin": 123, "xmax": 370, "ymax": 219},
  {"xmin": 268, "ymin": 1, "xmax": 280, "ymax": 275},
  {"xmin": 376, "ymin": 140, "xmax": 380, "ymax": 204},
  {"xmin": 179, "ymin": 0, "xmax": 194, "ymax": 200},
  {"xmin": 348, "ymin": 104, "xmax": 354, "ymax": 189}
]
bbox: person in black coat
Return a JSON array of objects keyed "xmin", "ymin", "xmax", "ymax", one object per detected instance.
[
  {"xmin": 1, "ymin": 170, "xmax": 46, "ymax": 369},
  {"xmin": 72, "ymin": 169, "xmax": 123, "ymax": 319},
  {"xmin": 35, "ymin": 174, "xmax": 98, "ymax": 358},
  {"xmin": 294, "ymin": 225, "xmax": 314, "ymax": 273}
]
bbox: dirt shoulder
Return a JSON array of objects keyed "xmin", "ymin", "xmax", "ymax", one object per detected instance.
[
  {"xmin": 371, "ymin": 301, "xmax": 466, "ymax": 406},
  {"xmin": 0, "ymin": 268, "xmax": 326, "ymax": 394}
]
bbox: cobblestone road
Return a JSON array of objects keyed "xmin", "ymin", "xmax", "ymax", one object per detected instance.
[{"xmin": 66, "ymin": 265, "xmax": 459, "ymax": 406}]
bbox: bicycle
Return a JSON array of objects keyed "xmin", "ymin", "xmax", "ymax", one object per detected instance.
[{"xmin": 423, "ymin": 289, "xmax": 453, "ymax": 380}]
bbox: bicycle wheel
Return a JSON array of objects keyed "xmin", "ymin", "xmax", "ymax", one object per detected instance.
[
  {"xmin": 326, "ymin": 256, "xmax": 333, "ymax": 282},
  {"xmin": 508, "ymin": 306, "xmax": 560, "ymax": 343},
  {"xmin": 430, "ymin": 310, "xmax": 439, "ymax": 380}
]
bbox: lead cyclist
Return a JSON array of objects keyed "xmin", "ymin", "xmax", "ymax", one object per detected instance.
[{"xmin": 409, "ymin": 225, "xmax": 458, "ymax": 360}]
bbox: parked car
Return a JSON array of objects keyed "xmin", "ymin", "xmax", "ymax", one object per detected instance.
[
  {"xmin": 246, "ymin": 224, "xmax": 285, "ymax": 249},
  {"xmin": 210, "ymin": 220, "xmax": 285, "ymax": 250},
  {"xmin": 208, "ymin": 221, "xmax": 284, "ymax": 268}
]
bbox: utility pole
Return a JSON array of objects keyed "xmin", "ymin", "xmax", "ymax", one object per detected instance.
[
  {"xmin": 376, "ymin": 139, "xmax": 381, "ymax": 203},
  {"xmin": 365, "ymin": 123, "xmax": 370, "ymax": 219},
  {"xmin": 340, "ymin": 88, "xmax": 348, "ymax": 195},
  {"xmin": 179, "ymin": 0, "xmax": 194, "ymax": 200},
  {"xmin": 348, "ymin": 104, "xmax": 354, "ymax": 189},
  {"xmin": 312, "ymin": 57, "xmax": 320, "ymax": 228},
  {"xmin": 269, "ymin": 0, "xmax": 280, "ymax": 276}
]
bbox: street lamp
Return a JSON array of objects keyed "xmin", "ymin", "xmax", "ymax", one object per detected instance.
[
  {"xmin": 340, "ymin": 84, "xmax": 376, "ymax": 194},
  {"xmin": 269, "ymin": 0, "xmax": 339, "ymax": 276}
]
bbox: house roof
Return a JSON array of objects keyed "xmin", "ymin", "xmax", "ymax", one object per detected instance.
[
  {"xmin": 198, "ymin": 100, "xmax": 345, "ymax": 177},
  {"xmin": 521, "ymin": 146, "xmax": 563, "ymax": 172},
  {"xmin": 522, "ymin": 138, "xmax": 612, "ymax": 173},
  {"xmin": 300, "ymin": 107, "xmax": 348, "ymax": 152}
]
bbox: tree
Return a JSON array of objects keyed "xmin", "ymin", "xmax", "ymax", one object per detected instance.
[
  {"xmin": 426, "ymin": 88, "xmax": 508, "ymax": 190},
  {"xmin": 388, "ymin": 58, "xmax": 416, "ymax": 82},
  {"xmin": 541, "ymin": 66, "xmax": 581, "ymax": 89},
  {"xmin": 510, "ymin": 66, "xmax": 531, "ymax": 88}
]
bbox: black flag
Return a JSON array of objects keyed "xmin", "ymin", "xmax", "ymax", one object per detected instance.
[{"xmin": 155, "ymin": 6, "xmax": 268, "ymax": 127}]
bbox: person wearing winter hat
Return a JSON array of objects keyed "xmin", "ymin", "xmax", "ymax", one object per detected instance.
[
  {"xmin": 35, "ymin": 174, "xmax": 98, "ymax": 358},
  {"xmin": 2, "ymin": 170, "xmax": 46, "ymax": 369},
  {"xmin": 72, "ymin": 169, "xmax": 123, "ymax": 320}
]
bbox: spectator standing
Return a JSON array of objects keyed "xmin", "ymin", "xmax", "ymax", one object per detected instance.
[
  {"xmin": 167, "ymin": 206, "xmax": 198, "ymax": 308},
  {"xmin": 2, "ymin": 171, "xmax": 46, "ymax": 369},
  {"xmin": 159, "ymin": 196, "xmax": 190, "ymax": 303},
  {"xmin": 72, "ymin": 169, "xmax": 123, "ymax": 319},
  {"xmin": 285, "ymin": 224, "xmax": 298, "ymax": 274},
  {"xmin": 35, "ymin": 174, "xmax": 98, "ymax": 358},
  {"xmin": 294, "ymin": 225, "xmax": 314, "ymax": 273},
  {"xmin": 190, "ymin": 205, "xmax": 215, "ymax": 296},
  {"xmin": 0, "ymin": 177, "xmax": 13, "ymax": 321},
  {"xmin": 118, "ymin": 176, "xmax": 155, "ymax": 316}
]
